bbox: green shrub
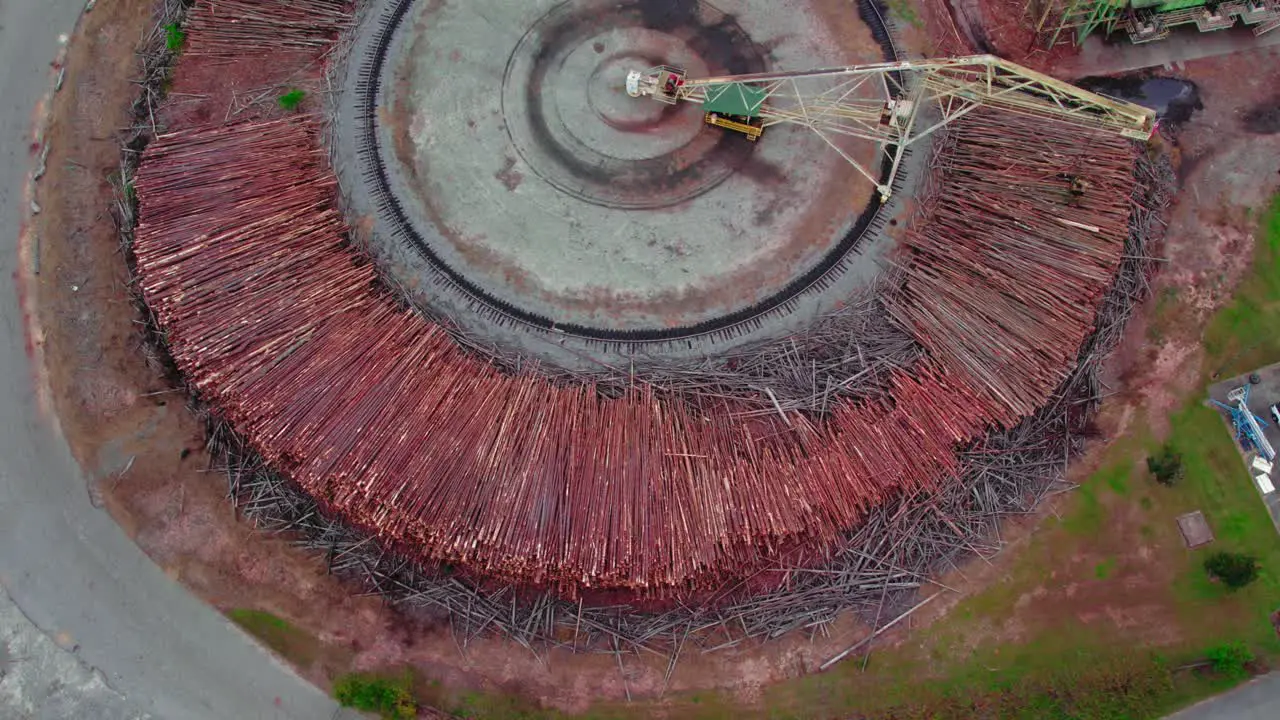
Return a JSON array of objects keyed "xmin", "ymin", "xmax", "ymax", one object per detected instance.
[
  {"xmin": 1206, "ymin": 641, "xmax": 1255, "ymax": 680},
  {"xmin": 333, "ymin": 673, "xmax": 417, "ymax": 720},
  {"xmin": 1204, "ymin": 551, "xmax": 1259, "ymax": 589},
  {"xmin": 1146, "ymin": 444, "xmax": 1184, "ymax": 485},
  {"xmin": 163, "ymin": 23, "xmax": 185, "ymax": 53},
  {"xmin": 277, "ymin": 89, "xmax": 307, "ymax": 111}
]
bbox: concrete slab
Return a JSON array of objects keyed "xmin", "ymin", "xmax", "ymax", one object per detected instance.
[
  {"xmin": 384, "ymin": 0, "xmax": 890, "ymax": 330},
  {"xmin": 1177, "ymin": 510, "xmax": 1215, "ymax": 548},
  {"xmin": 1207, "ymin": 362, "xmax": 1280, "ymax": 535},
  {"xmin": 335, "ymin": 0, "xmax": 916, "ymax": 361}
]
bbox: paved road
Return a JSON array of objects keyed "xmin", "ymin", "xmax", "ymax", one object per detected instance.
[
  {"xmin": 1, "ymin": 584, "xmax": 144, "ymax": 718},
  {"xmin": 0, "ymin": 2, "xmax": 341, "ymax": 718},
  {"xmin": 1167, "ymin": 673, "xmax": 1280, "ymax": 720}
]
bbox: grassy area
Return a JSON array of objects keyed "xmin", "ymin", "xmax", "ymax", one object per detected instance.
[
  {"xmin": 1167, "ymin": 405, "xmax": 1280, "ymax": 607},
  {"xmin": 691, "ymin": 197, "xmax": 1280, "ymax": 718},
  {"xmin": 334, "ymin": 672, "xmax": 419, "ymax": 720},
  {"xmin": 1063, "ymin": 461, "xmax": 1131, "ymax": 535},
  {"xmin": 367, "ymin": 195, "xmax": 1280, "ymax": 719},
  {"xmin": 226, "ymin": 608, "xmax": 324, "ymax": 669},
  {"xmin": 1205, "ymin": 195, "xmax": 1280, "ymax": 378},
  {"xmin": 886, "ymin": 0, "xmax": 924, "ymax": 29}
]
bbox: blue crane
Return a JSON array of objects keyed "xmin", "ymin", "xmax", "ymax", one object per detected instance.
[{"xmin": 1212, "ymin": 384, "xmax": 1275, "ymax": 462}]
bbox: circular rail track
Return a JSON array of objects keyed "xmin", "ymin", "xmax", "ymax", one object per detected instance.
[
  {"xmin": 127, "ymin": 0, "xmax": 1159, "ymax": 635},
  {"xmin": 337, "ymin": 0, "xmax": 915, "ymax": 358}
]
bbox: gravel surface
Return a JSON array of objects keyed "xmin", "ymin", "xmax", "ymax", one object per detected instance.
[{"xmin": 0, "ymin": 584, "xmax": 149, "ymax": 720}]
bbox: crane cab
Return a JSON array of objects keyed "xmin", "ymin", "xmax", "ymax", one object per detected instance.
[{"xmin": 626, "ymin": 66, "xmax": 686, "ymax": 104}]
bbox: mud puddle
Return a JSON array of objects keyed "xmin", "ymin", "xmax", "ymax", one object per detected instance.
[{"xmin": 1077, "ymin": 75, "xmax": 1203, "ymax": 126}]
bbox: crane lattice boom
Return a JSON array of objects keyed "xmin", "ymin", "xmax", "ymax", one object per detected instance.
[{"xmin": 625, "ymin": 54, "xmax": 1156, "ymax": 199}]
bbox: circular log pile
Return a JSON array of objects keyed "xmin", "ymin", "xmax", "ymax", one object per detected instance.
[{"xmin": 131, "ymin": 107, "xmax": 1140, "ymax": 597}]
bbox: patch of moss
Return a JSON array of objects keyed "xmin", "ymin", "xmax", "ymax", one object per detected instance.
[
  {"xmin": 885, "ymin": 0, "xmax": 923, "ymax": 29},
  {"xmin": 1063, "ymin": 479, "xmax": 1105, "ymax": 535},
  {"xmin": 334, "ymin": 673, "xmax": 418, "ymax": 720},
  {"xmin": 278, "ymin": 89, "xmax": 307, "ymax": 111},
  {"xmin": 225, "ymin": 608, "xmax": 321, "ymax": 668}
]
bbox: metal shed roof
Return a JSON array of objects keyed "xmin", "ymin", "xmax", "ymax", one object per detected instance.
[{"xmin": 701, "ymin": 82, "xmax": 767, "ymax": 118}]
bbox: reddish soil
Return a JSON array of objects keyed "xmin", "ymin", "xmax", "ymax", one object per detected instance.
[
  {"xmin": 32, "ymin": 0, "xmax": 160, "ymax": 494},
  {"xmin": 163, "ymin": 47, "xmax": 322, "ymax": 127},
  {"xmin": 917, "ymin": 0, "xmax": 970, "ymax": 56},
  {"xmin": 1109, "ymin": 46, "xmax": 1280, "ymax": 439},
  {"xmin": 898, "ymin": 43, "xmax": 1280, "ymax": 653},
  {"xmin": 30, "ymin": 2, "xmax": 1280, "ymax": 718},
  {"xmin": 920, "ymin": 0, "xmax": 1081, "ymax": 70}
]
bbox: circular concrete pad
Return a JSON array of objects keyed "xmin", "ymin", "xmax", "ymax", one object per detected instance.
[{"xmin": 345, "ymin": 0, "xmax": 897, "ymax": 341}]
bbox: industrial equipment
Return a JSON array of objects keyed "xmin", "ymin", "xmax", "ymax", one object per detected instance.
[
  {"xmin": 625, "ymin": 55, "xmax": 1157, "ymax": 201},
  {"xmin": 1034, "ymin": 0, "xmax": 1280, "ymax": 47},
  {"xmin": 1212, "ymin": 384, "xmax": 1276, "ymax": 462}
]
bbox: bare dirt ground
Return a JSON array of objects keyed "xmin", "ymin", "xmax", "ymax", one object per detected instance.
[
  {"xmin": 921, "ymin": 0, "xmax": 1082, "ymax": 69},
  {"xmin": 1110, "ymin": 48, "xmax": 1279, "ymax": 437},
  {"xmin": 894, "ymin": 43, "xmax": 1280, "ymax": 658},
  {"xmin": 31, "ymin": 1, "xmax": 1280, "ymax": 718}
]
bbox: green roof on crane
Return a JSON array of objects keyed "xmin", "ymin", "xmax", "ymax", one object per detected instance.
[{"xmin": 701, "ymin": 82, "xmax": 767, "ymax": 118}]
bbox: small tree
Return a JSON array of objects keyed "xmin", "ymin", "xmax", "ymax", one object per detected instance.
[
  {"xmin": 163, "ymin": 23, "xmax": 185, "ymax": 53},
  {"xmin": 277, "ymin": 89, "xmax": 307, "ymax": 112},
  {"xmin": 1204, "ymin": 551, "xmax": 1259, "ymax": 590},
  {"xmin": 1146, "ymin": 445, "xmax": 1184, "ymax": 486},
  {"xmin": 1206, "ymin": 641, "xmax": 1255, "ymax": 679},
  {"xmin": 333, "ymin": 673, "xmax": 417, "ymax": 720}
]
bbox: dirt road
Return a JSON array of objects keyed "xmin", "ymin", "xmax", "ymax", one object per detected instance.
[{"xmin": 0, "ymin": 2, "xmax": 340, "ymax": 718}]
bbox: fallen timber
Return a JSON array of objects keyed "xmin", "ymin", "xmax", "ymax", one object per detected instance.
[{"xmin": 129, "ymin": 108, "xmax": 1157, "ymax": 606}]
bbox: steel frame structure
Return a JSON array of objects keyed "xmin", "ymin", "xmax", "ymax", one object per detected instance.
[
  {"xmin": 1213, "ymin": 384, "xmax": 1276, "ymax": 462},
  {"xmin": 1035, "ymin": 0, "xmax": 1280, "ymax": 48},
  {"xmin": 627, "ymin": 54, "xmax": 1156, "ymax": 200}
]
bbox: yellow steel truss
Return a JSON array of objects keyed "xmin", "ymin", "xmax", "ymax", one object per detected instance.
[{"xmin": 628, "ymin": 54, "xmax": 1156, "ymax": 200}]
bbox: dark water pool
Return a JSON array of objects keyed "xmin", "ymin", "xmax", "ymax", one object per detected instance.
[{"xmin": 1075, "ymin": 76, "xmax": 1203, "ymax": 126}]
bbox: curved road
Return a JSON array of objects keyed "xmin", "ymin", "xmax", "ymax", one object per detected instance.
[
  {"xmin": 1167, "ymin": 674, "xmax": 1280, "ymax": 720},
  {"xmin": 0, "ymin": 2, "xmax": 339, "ymax": 718}
]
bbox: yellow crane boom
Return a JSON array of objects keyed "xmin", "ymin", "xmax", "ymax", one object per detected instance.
[{"xmin": 626, "ymin": 54, "xmax": 1156, "ymax": 200}]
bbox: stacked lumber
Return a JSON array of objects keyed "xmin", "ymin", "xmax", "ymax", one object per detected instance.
[
  {"xmin": 182, "ymin": 0, "xmax": 353, "ymax": 57},
  {"xmin": 888, "ymin": 112, "xmax": 1137, "ymax": 422},
  {"xmin": 132, "ymin": 111, "xmax": 1136, "ymax": 596}
]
